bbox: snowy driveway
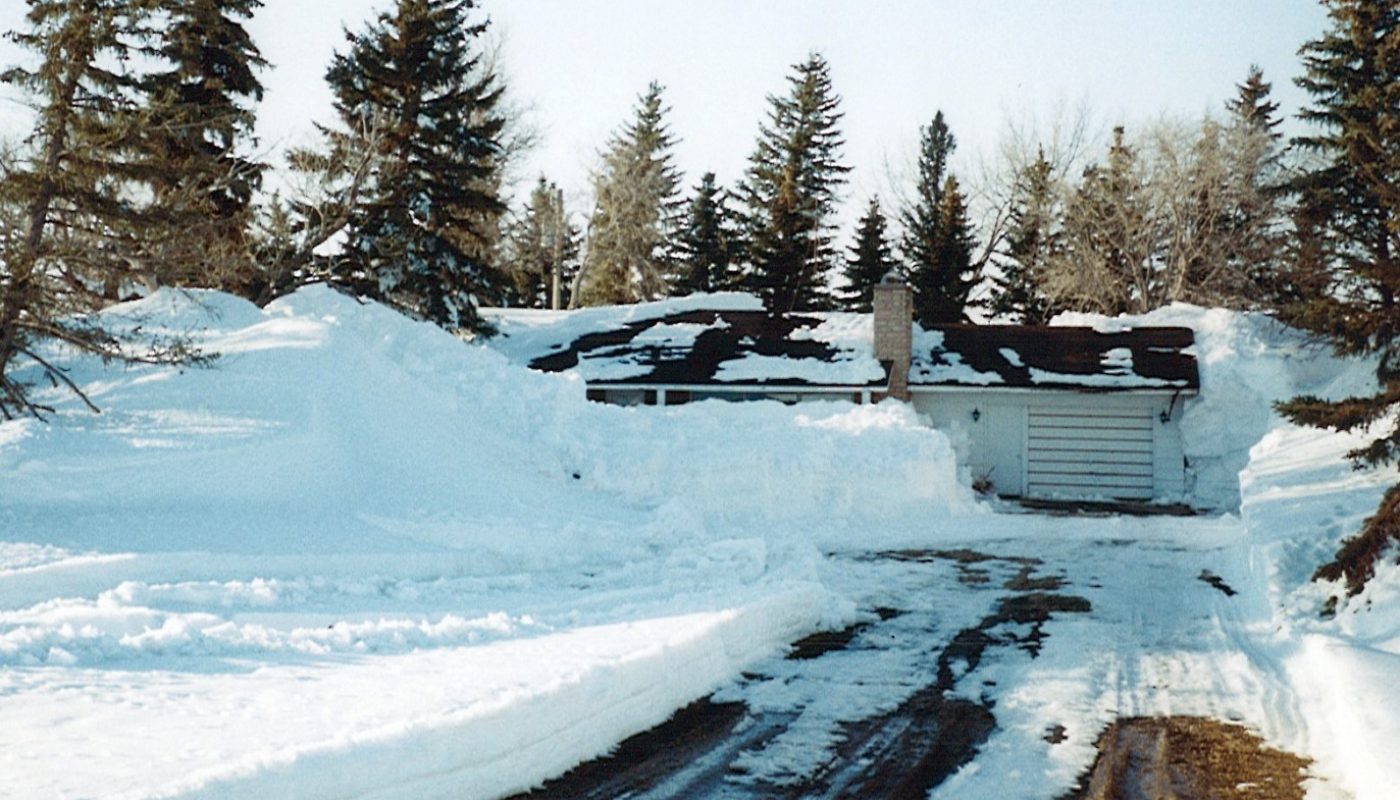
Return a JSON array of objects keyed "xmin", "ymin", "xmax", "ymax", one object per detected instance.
[
  {"xmin": 2, "ymin": 511, "xmax": 1328, "ymax": 800},
  {"xmin": 511, "ymin": 512, "xmax": 1325, "ymax": 800}
]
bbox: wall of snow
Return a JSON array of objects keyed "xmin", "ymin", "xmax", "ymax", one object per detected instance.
[
  {"xmin": 1238, "ymin": 420, "xmax": 1400, "ymax": 800},
  {"xmin": 0, "ymin": 285, "xmax": 974, "ymax": 567},
  {"xmin": 566, "ymin": 399, "xmax": 977, "ymax": 546}
]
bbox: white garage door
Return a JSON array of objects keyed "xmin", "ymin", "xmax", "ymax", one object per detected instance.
[{"xmin": 1026, "ymin": 407, "xmax": 1154, "ymax": 500}]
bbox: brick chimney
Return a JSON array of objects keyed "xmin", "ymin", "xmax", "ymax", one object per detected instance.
[{"xmin": 873, "ymin": 272, "xmax": 912, "ymax": 401}]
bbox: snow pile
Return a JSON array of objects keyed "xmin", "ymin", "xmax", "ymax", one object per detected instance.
[
  {"xmin": 0, "ymin": 287, "xmax": 967, "ymax": 564},
  {"xmin": 569, "ymin": 399, "xmax": 975, "ymax": 542}
]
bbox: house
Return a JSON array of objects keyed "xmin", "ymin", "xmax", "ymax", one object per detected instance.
[{"xmin": 495, "ymin": 276, "xmax": 1200, "ymax": 504}]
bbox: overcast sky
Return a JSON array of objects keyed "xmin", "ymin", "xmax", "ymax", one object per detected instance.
[{"xmin": 0, "ymin": 1, "xmax": 1331, "ymax": 223}]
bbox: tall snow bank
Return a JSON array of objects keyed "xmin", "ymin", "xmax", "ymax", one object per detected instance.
[
  {"xmin": 0, "ymin": 286, "xmax": 972, "ymax": 566},
  {"xmin": 566, "ymin": 400, "xmax": 976, "ymax": 544},
  {"xmin": 1238, "ymin": 419, "xmax": 1400, "ymax": 800},
  {"xmin": 1055, "ymin": 304, "xmax": 1375, "ymax": 510}
]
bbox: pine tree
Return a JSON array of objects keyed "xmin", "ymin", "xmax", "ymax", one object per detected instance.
[
  {"xmin": 673, "ymin": 172, "xmax": 740, "ymax": 295},
  {"xmin": 323, "ymin": 0, "xmax": 505, "ymax": 333},
  {"xmin": 990, "ymin": 151, "xmax": 1063, "ymax": 323},
  {"xmin": 143, "ymin": 0, "xmax": 267, "ymax": 292},
  {"xmin": 840, "ymin": 198, "xmax": 898, "ymax": 312},
  {"xmin": 0, "ymin": 0, "xmax": 208, "ymax": 419},
  {"xmin": 739, "ymin": 52, "xmax": 849, "ymax": 312},
  {"xmin": 575, "ymin": 81, "xmax": 683, "ymax": 306},
  {"xmin": 1274, "ymin": 1, "xmax": 1400, "ymax": 595},
  {"xmin": 902, "ymin": 113, "xmax": 977, "ymax": 325},
  {"xmin": 501, "ymin": 176, "xmax": 578, "ymax": 308}
]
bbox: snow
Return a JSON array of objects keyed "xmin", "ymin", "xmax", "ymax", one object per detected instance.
[
  {"xmin": 710, "ymin": 352, "xmax": 884, "ymax": 384},
  {"xmin": 484, "ymin": 292, "xmax": 761, "ymax": 369},
  {"xmin": 3, "ymin": 288, "xmax": 1400, "ymax": 799}
]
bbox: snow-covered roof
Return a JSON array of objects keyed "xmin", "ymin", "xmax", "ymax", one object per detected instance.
[
  {"xmin": 520, "ymin": 309, "xmax": 888, "ymax": 387},
  {"xmin": 488, "ymin": 300, "xmax": 1199, "ymax": 392},
  {"xmin": 913, "ymin": 324, "xmax": 1199, "ymax": 391}
]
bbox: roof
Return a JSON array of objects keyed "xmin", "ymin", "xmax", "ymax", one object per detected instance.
[
  {"xmin": 913, "ymin": 324, "xmax": 1198, "ymax": 391},
  {"xmin": 490, "ymin": 304, "xmax": 1199, "ymax": 393}
]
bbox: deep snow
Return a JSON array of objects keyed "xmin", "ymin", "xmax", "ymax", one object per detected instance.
[{"xmin": 1, "ymin": 288, "xmax": 1398, "ymax": 799}]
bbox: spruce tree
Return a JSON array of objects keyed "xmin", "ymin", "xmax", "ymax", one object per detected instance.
[
  {"xmin": 902, "ymin": 113, "xmax": 977, "ymax": 324},
  {"xmin": 0, "ymin": 0, "xmax": 207, "ymax": 419},
  {"xmin": 502, "ymin": 176, "xmax": 578, "ymax": 309},
  {"xmin": 841, "ymin": 198, "xmax": 898, "ymax": 312},
  {"xmin": 739, "ymin": 52, "xmax": 849, "ymax": 312},
  {"xmin": 143, "ymin": 0, "xmax": 267, "ymax": 292},
  {"xmin": 673, "ymin": 172, "xmax": 740, "ymax": 295},
  {"xmin": 324, "ymin": 0, "xmax": 505, "ymax": 333},
  {"xmin": 1275, "ymin": 1, "xmax": 1400, "ymax": 595},
  {"xmin": 575, "ymin": 82, "xmax": 682, "ymax": 306},
  {"xmin": 1221, "ymin": 65, "xmax": 1287, "ymax": 306},
  {"xmin": 1227, "ymin": 64, "xmax": 1283, "ymax": 136},
  {"xmin": 990, "ymin": 151, "xmax": 1063, "ymax": 323}
]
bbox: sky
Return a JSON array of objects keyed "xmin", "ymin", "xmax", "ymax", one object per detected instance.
[{"xmin": 0, "ymin": 1, "xmax": 1331, "ymax": 228}]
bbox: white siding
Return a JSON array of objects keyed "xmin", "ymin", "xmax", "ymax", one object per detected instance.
[{"xmin": 911, "ymin": 394, "xmax": 1025, "ymax": 496}]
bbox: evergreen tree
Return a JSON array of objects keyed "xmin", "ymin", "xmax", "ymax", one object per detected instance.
[
  {"xmin": 0, "ymin": 0, "xmax": 207, "ymax": 419},
  {"xmin": 841, "ymin": 198, "xmax": 898, "ymax": 312},
  {"xmin": 1274, "ymin": 1, "xmax": 1400, "ymax": 595},
  {"xmin": 902, "ymin": 112, "xmax": 977, "ymax": 324},
  {"xmin": 900, "ymin": 112, "xmax": 955, "ymax": 273},
  {"xmin": 143, "ymin": 0, "xmax": 267, "ymax": 291},
  {"xmin": 990, "ymin": 150, "xmax": 1063, "ymax": 323},
  {"xmin": 323, "ymin": 0, "xmax": 505, "ymax": 333},
  {"xmin": 739, "ymin": 52, "xmax": 849, "ymax": 312},
  {"xmin": 1221, "ymin": 65, "xmax": 1287, "ymax": 306},
  {"xmin": 673, "ymin": 172, "xmax": 740, "ymax": 295},
  {"xmin": 502, "ymin": 176, "xmax": 578, "ymax": 308},
  {"xmin": 1227, "ymin": 64, "xmax": 1283, "ymax": 137},
  {"xmin": 575, "ymin": 81, "xmax": 682, "ymax": 305}
]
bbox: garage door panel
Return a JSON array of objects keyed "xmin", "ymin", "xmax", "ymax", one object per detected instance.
[
  {"xmin": 1029, "ymin": 461, "xmax": 1155, "ymax": 477},
  {"xmin": 1026, "ymin": 472, "xmax": 1155, "ymax": 489},
  {"xmin": 1026, "ymin": 438, "xmax": 1152, "ymax": 454},
  {"xmin": 1028, "ymin": 449, "xmax": 1153, "ymax": 465},
  {"xmin": 1029, "ymin": 427, "xmax": 1153, "ymax": 443},
  {"xmin": 1028, "ymin": 415, "xmax": 1155, "ymax": 430}
]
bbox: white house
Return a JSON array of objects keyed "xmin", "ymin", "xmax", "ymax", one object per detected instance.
[{"xmin": 494, "ymin": 277, "xmax": 1199, "ymax": 505}]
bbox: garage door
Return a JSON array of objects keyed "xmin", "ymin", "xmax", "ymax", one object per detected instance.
[{"xmin": 1026, "ymin": 407, "xmax": 1154, "ymax": 500}]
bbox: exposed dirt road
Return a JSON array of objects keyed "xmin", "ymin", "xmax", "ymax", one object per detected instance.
[{"xmin": 508, "ymin": 550, "xmax": 1089, "ymax": 800}]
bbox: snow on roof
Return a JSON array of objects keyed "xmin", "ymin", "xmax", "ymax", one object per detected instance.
[{"xmin": 491, "ymin": 296, "xmax": 1199, "ymax": 391}]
